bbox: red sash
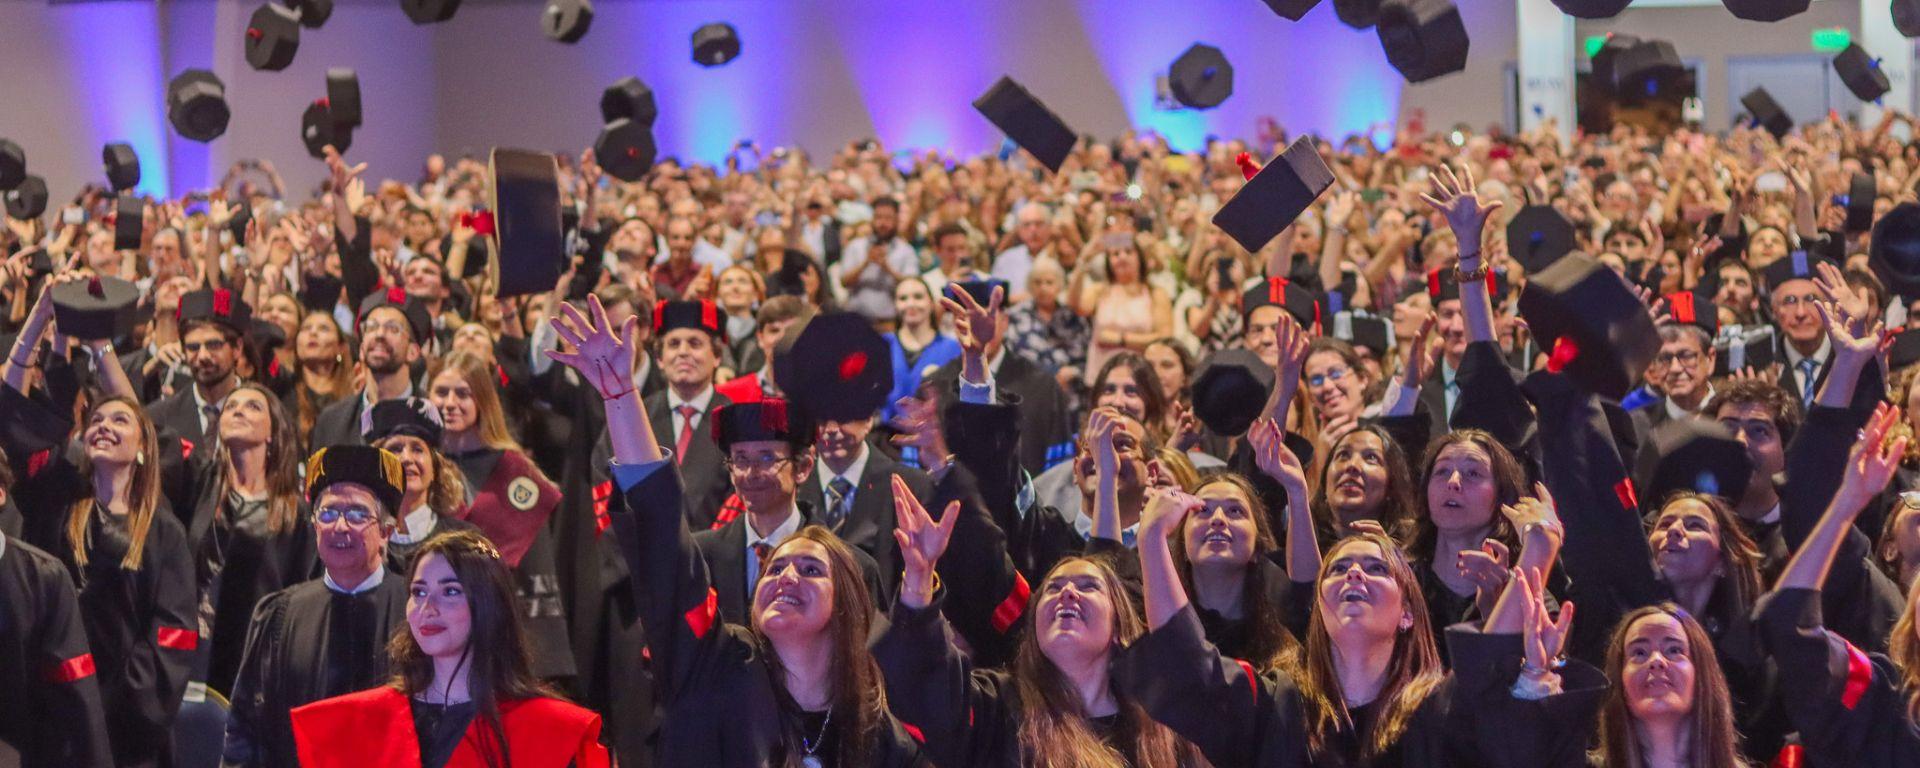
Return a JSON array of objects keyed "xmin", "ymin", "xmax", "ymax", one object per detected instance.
[{"xmin": 457, "ymin": 450, "xmax": 560, "ymax": 568}]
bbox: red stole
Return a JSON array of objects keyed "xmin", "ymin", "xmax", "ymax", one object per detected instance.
[
  {"xmin": 457, "ymin": 450, "xmax": 560, "ymax": 568},
  {"xmin": 290, "ymin": 686, "xmax": 609, "ymax": 768}
]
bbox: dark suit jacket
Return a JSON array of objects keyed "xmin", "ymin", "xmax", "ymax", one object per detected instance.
[
  {"xmin": 309, "ymin": 393, "xmax": 368, "ymax": 449},
  {"xmin": 146, "ymin": 387, "xmax": 211, "ymax": 446},
  {"xmin": 643, "ymin": 390, "xmax": 733, "ymax": 530},
  {"xmin": 1416, "ymin": 369, "xmax": 1452, "ymax": 437},
  {"xmin": 1774, "ymin": 347, "xmax": 1832, "ymax": 406},
  {"xmin": 690, "ymin": 501, "xmax": 887, "ymax": 626},
  {"xmin": 927, "ymin": 353, "xmax": 1073, "ymax": 477},
  {"xmin": 797, "ymin": 447, "xmax": 930, "ymax": 599}
]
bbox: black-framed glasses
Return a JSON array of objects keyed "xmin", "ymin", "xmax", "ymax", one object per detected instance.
[
  {"xmin": 313, "ymin": 505, "xmax": 379, "ymax": 529},
  {"xmin": 1655, "ymin": 349, "xmax": 1703, "ymax": 366},
  {"xmin": 724, "ymin": 455, "xmax": 794, "ymax": 474}
]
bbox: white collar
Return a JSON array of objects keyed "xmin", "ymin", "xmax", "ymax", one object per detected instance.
[
  {"xmin": 0, "ymin": 533, "xmax": 8, "ymax": 562},
  {"xmin": 668, "ymin": 385, "xmax": 715, "ymax": 415},
  {"xmin": 192, "ymin": 381, "xmax": 231, "ymax": 413},
  {"xmin": 324, "ymin": 566, "xmax": 386, "ymax": 595},
  {"xmin": 744, "ymin": 503, "xmax": 805, "ymax": 549},
  {"xmin": 630, "ymin": 354, "xmax": 653, "ymax": 387},
  {"xmin": 362, "ymin": 381, "xmax": 416, "ymax": 413},
  {"xmin": 819, "ymin": 444, "xmax": 871, "ymax": 490},
  {"xmin": 1785, "ymin": 337, "xmax": 1831, "ymax": 368},
  {"xmin": 1665, "ymin": 386, "xmax": 1712, "ymax": 421},
  {"xmin": 1756, "ymin": 502, "xmax": 1782, "ymax": 526},
  {"xmin": 391, "ymin": 504, "xmax": 437, "ymax": 545}
]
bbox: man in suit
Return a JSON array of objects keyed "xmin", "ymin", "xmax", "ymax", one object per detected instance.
[
  {"xmin": 799, "ymin": 415, "xmax": 931, "ymax": 598},
  {"xmin": 1644, "ymin": 318, "xmax": 1718, "ymax": 430},
  {"xmin": 1761, "ymin": 253, "xmax": 1834, "ymax": 411},
  {"xmin": 310, "ymin": 289, "xmax": 430, "ymax": 449},
  {"xmin": 925, "ymin": 297, "xmax": 1073, "ymax": 478},
  {"xmin": 639, "ymin": 299, "xmax": 733, "ymax": 528},
  {"xmin": 715, "ymin": 296, "xmax": 814, "ymax": 405},
  {"xmin": 146, "ymin": 289, "xmax": 250, "ymax": 447},
  {"xmin": 796, "ymin": 198, "xmax": 842, "ymax": 267}
]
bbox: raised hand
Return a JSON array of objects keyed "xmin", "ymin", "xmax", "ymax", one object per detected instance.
[
  {"xmin": 1419, "ymin": 163, "xmax": 1503, "ymax": 258},
  {"xmin": 1814, "ymin": 299, "xmax": 1881, "ymax": 362},
  {"xmin": 1275, "ymin": 312, "xmax": 1310, "ymax": 381},
  {"xmin": 546, "ymin": 294, "xmax": 640, "ymax": 401},
  {"xmin": 1140, "ymin": 486, "xmax": 1203, "ymax": 541},
  {"xmin": 1518, "ymin": 567, "xmax": 1573, "ymax": 675},
  {"xmin": 1501, "ymin": 482, "xmax": 1565, "ymax": 547},
  {"xmin": 1814, "ymin": 261, "xmax": 1871, "ymax": 336},
  {"xmin": 1167, "ymin": 400, "xmax": 1202, "ymax": 453},
  {"xmin": 323, "ymin": 145, "xmax": 366, "ymax": 194},
  {"xmin": 1398, "ymin": 313, "xmax": 1441, "ymax": 390},
  {"xmin": 1249, "ymin": 418, "xmax": 1307, "ymax": 494},
  {"xmin": 1458, "ymin": 539, "xmax": 1511, "ymax": 615},
  {"xmin": 1087, "ymin": 406, "xmax": 1123, "ymax": 474},
  {"xmin": 892, "ymin": 474, "xmax": 961, "ymax": 609},
  {"xmin": 1835, "ymin": 403, "xmax": 1907, "ymax": 515},
  {"xmin": 941, "ymin": 281, "xmax": 1006, "ymax": 361},
  {"xmin": 889, "ymin": 393, "xmax": 952, "ymax": 471}
]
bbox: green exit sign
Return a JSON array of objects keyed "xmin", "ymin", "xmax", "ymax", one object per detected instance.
[
  {"xmin": 1811, "ymin": 28, "xmax": 1850, "ymax": 52},
  {"xmin": 1584, "ymin": 35, "xmax": 1607, "ymax": 59}
]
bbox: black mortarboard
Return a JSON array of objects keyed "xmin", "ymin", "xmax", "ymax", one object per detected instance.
[
  {"xmin": 177, "ymin": 287, "xmax": 253, "ymax": 335},
  {"xmin": 1212, "ymin": 136, "xmax": 1334, "ymax": 253},
  {"xmin": 973, "ymin": 77, "xmax": 1076, "ymax": 174},
  {"xmin": 652, "ymin": 299, "xmax": 726, "ymax": 341},
  {"xmin": 1739, "ymin": 87, "xmax": 1792, "ymax": 139},
  {"xmin": 113, "ymin": 196, "xmax": 143, "ymax": 251},
  {"xmin": 358, "ymin": 286, "xmax": 432, "ymax": 342},
  {"xmin": 4, "ymin": 175, "xmax": 47, "ymax": 221},
  {"xmin": 1331, "ymin": 311, "xmax": 1394, "ymax": 356},
  {"xmin": 1590, "ymin": 34, "xmax": 1640, "ymax": 94},
  {"xmin": 770, "ymin": 248, "xmax": 813, "ymax": 298},
  {"xmin": 600, "ymin": 76, "xmax": 658, "ymax": 126},
  {"xmin": 1425, "ymin": 267, "xmax": 1510, "ymax": 304},
  {"xmin": 1333, "ymin": 0, "xmax": 1384, "ymax": 28},
  {"xmin": 401, "ymin": 0, "xmax": 461, "ymax": 24},
  {"xmin": 249, "ymin": 317, "xmax": 288, "ymax": 361},
  {"xmin": 544, "ymin": 0, "xmax": 594, "ymax": 44},
  {"xmin": 301, "ymin": 272, "xmax": 344, "ymax": 313},
  {"xmin": 1376, "ymin": 0, "xmax": 1470, "ymax": 84},
  {"xmin": 1834, "ymin": 44, "xmax": 1891, "ymax": 103},
  {"xmin": 1723, "ymin": 0, "xmax": 1808, "ymax": 22},
  {"xmin": 1898, "ymin": 0, "xmax": 1920, "ymax": 37},
  {"xmin": 489, "ymin": 148, "xmax": 566, "ymax": 298},
  {"xmin": 1619, "ymin": 41, "xmax": 1695, "ymax": 104},
  {"xmin": 1190, "ymin": 348, "xmax": 1273, "ymax": 437},
  {"xmin": 594, "ymin": 118, "xmax": 656, "ymax": 183},
  {"xmin": 1505, "ymin": 205, "xmax": 1577, "ymax": 274},
  {"xmin": 772, "ymin": 312, "xmax": 892, "ymax": 423},
  {"xmin": 244, "ymin": 3, "xmax": 301, "ymax": 71},
  {"xmin": 0, "ymin": 385, "xmax": 71, "ymax": 484},
  {"xmin": 1242, "ymin": 276, "xmax": 1321, "ymax": 328},
  {"xmin": 363, "ymin": 397, "xmax": 444, "ymax": 447},
  {"xmin": 1517, "ymin": 253, "xmax": 1659, "ymax": 399},
  {"xmin": 1262, "ymin": 0, "xmax": 1323, "ymax": 20},
  {"xmin": 0, "ymin": 139, "xmax": 23, "ymax": 191},
  {"xmin": 1713, "ymin": 326, "xmax": 1776, "ymax": 377},
  {"xmin": 1889, "ymin": 327, "xmax": 1920, "ymax": 371},
  {"xmin": 1552, "ymin": 0, "xmax": 1631, "ymax": 17},
  {"xmin": 691, "ymin": 22, "xmax": 741, "ymax": 66},
  {"xmin": 305, "ymin": 445, "xmax": 406, "ymax": 514},
  {"xmin": 51, "ymin": 277, "xmax": 139, "ymax": 342},
  {"xmin": 301, "ymin": 100, "xmax": 352, "ymax": 160},
  {"xmin": 1873, "ymin": 203, "xmax": 1920, "ymax": 301},
  {"xmin": 103, "ymin": 143, "xmax": 140, "ymax": 192},
  {"xmin": 1846, "ymin": 173, "xmax": 1876, "ymax": 234},
  {"xmin": 1168, "ymin": 44, "xmax": 1233, "ymax": 110},
  {"xmin": 288, "ymin": 0, "xmax": 332, "ymax": 27},
  {"xmin": 1662, "ymin": 289, "xmax": 1718, "ymax": 337},
  {"xmin": 1640, "ymin": 419, "xmax": 1753, "ymax": 504},
  {"xmin": 710, "ymin": 399, "xmax": 813, "ymax": 452},
  {"xmin": 167, "ymin": 69, "xmax": 230, "ymax": 143},
  {"xmin": 326, "ymin": 69, "xmax": 363, "ymax": 129},
  {"xmin": 1760, "ymin": 250, "xmax": 1833, "ymax": 294}
]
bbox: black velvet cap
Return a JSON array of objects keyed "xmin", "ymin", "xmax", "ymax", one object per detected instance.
[
  {"xmin": 51, "ymin": 276, "xmax": 140, "ymax": 342},
  {"xmin": 1212, "ymin": 135, "xmax": 1334, "ymax": 253},
  {"xmin": 973, "ymin": 76, "xmax": 1076, "ymax": 174},
  {"xmin": 1190, "ymin": 348, "xmax": 1273, "ymax": 437},
  {"xmin": 772, "ymin": 312, "xmax": 892, "ymax": 423}
]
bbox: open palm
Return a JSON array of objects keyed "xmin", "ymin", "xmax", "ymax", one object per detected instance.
[{"xmin": 546, "ymin": 295, "xmax": 639, "ymax": 400}]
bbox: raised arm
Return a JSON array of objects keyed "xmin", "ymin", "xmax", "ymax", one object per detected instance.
[
  {"xmin": 3, "ymin": 275, "xmax": 59, "ymax": 393},
  {"xmin": 1419, "ymin": 163, "xmax": 1503, "ymax": 345},
  {"xmin": 1088, "ymin": 407, "xmax": 1124, "ymax": 544},
  {"xmin": 1776, "ymin": 404, "xmax": 1905, "ymax": 594},
  {"xmin": 1263, "ymin": 312, "xmax": 1308, "ymax": 423},
  {"xmin": 547, "ymin": 295, "xmax": 663, "ymax": 465},
  {"xmin": 1248, "ymin": 417, "xmax": 1320, "ymax": 582}
]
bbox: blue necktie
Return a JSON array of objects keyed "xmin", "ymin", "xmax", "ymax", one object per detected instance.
[
  {"xmin": 824, "ymin": 477, "xmax": 854, "ymax": 530},
  {"xmin": 1798, "ymin": 358, "xmax": 1818, "ymax": 407}
]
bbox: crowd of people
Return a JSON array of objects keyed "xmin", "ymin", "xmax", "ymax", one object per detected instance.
[{"xmin": 4, "ymin": 103, "xmax": 1920, "ymax": 768}]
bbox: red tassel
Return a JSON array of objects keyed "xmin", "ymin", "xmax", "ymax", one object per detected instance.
[
  {"xmin": 838, "ymin": 351, "xmax": 869, "ymax": 381},
  {"xmin": 1266, "ymin": 276, "xmax": 1288, "ymax": 304},
  {"xmin": 683, "ymin": 588, "xmax": 718, "ymax": 640},
  {"xmin": 212, "ymin": 289, "xmax": 233, "ymax": 317},
  {"xmin": 759, "ymin": 399, "xmax": 790, "ymax": 434},
  {"xmin": 1426, "ymin": 270, "xmax": 1442, "ymax": 301},
  {"xmin": 1546, "ymin": 337, "xmax": 1580, "ymax": 373},
  {"xmin": 1234, "ymin": 152, "xmax": 1261, "ymax": 181},
  {"xmin": 386, "ymin": 286, "xmax": 407, "ymax": 305},
  {"xmin": 700, "ymin": 300, "xmax": 718, "ymax": 331},
  {"xmin": 651, "ymin": 300, "xmax": 668, "ymax": 334},
  {"xmin": 1613, "ymin": 477, "xmax": 1638, "ymax": 512},
  {"xmin": 591, "ymin": 481, "xmax": 613, "ymax": 537}
]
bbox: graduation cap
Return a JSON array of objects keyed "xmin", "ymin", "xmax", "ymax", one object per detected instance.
[
  {"xmin": 103, "ymin": 143, "xmax": 140, "ymax": 193},
  {"xmin": 1639, "ymin": 418, "xmax": 1753, "ymax": 504},
  {"xmin": 544, "ymin": 0, "xmax": 593, "ymax": 44},
  {"xmin": 358, "ymin": 286, "xmax": 432, "ymax": 342},
  {"xmin": 1261, "ymin": 0, "xmax": 1323, "ymax": 20},
  {"xmin": 1425, "ymin": 266, "xmax": 1511, "ymax": 304},
  {"xmin": 1212, "ymin": 137, "xmax": 1334, "ymax": 253},
  {"xmin": 249, "ymin": 317, "xmax": 288, "ymax": 360},
  {"xmin": 326, "ymin": 69, "xmax": 363, "ymax": 129},
  {"xmin": 244, "ymin": 3, "xmax": 301, "ymax": 71},
  {"xmin": 1899, "ymin": 0, "xmax": 1920, "ymax": 37},
  {"xmin": 4, "ymin": 175, "xmax": 47, "ymax": 221},
  {"xmin": 1590, "ymin": 34, "xmax": 1640, "ymax": 95},
  {"xmin": 1333, "ymin": 0, "xmax": 1384, "ymax": 28},
  {"xmin": 1889, "ymin": 327, "xmax": 1920, "ymax": 371},
  {"xmin": 489, "ymin": 148, "xmax": 566, "ymax": 298},
  {"xmin": 1833, "ymin": 44, "xmax": 1891, "ymax": 103},
  {"xmin": 1189, "ymin": 349, "xmax": 1273, "ymax": 437},
  {"xmin": 1739, "ymin": 87, "xmax": 1792, "ymax": 139},
  {"xmin": 1846, "ymin": 173, "xmax": 1876, "ymax": 234},
  {"xmin": 112, "ymin": 195, "xmax": 144, "ymax": 251},
  {"xmin": 305, "ymin": 445, "xmax": 406, "ymax": 515},
  {"xmin": 401, "ymin": 0, "xmax": 461, "ymax": 24},
  {"xmin": 772, "ymin": 312, "xmax": 892, "ymax": 423},
  {"xmin": 1551, "ymin": 0, "xmax": 1632, "ymax": 17},
  {"xmin": 1713, "ymin": 325, "xmax": 1777, "ymax": 377},
  {"xmin": 363, "ymin": 397, "xmax": 444, "ymax": 447},
  {"xmin": 600, "ymin": 77, "xmax": 658, "ymax": 126},
  {"xmin": 0, "ymin": 385, "xmax": 72, "ymax": 483},
  {"xmin": 51, "ymin": 276, "xmax": 139, "ymax": 342},
  {"xmin": 1242, "ymin": 276, "xmax": 1321, "ymax": 328},
  {"xmin": 1760, "ymin": 250, "xmax": 1832, "ymax": 294},
  {"xmin": 1376, "ymin": 0, "xmax": 1470, "ymax": 84},
  {"xmin": 177, "ymin": 288, "xmax": 253, "ymax": 335},
  {"xmin": 973, "ymin": 77, "xmax": 1076, "ymax": 174},
  {"xmin": 300, "ymin": 272, "xmax": 344, "ymax": 313},
  {"xmin": 1662, "ymin": 289, "xmax": 1718, "ymax": 337},
  {"xmin": 167, "ymin": 69, "xmax": 230, "ymax": 143},
  {"xmin": 594, "ymin": 118, "xmax": 656, "ymax": 183},
  {"xmin": 288, "ymin": 0, "xmax": 332, "ymax": 27},
  {"xmin": 711, "ymin": 399, "xmax": 813, "ymax": 452},
  {"xmin": 1613, "ymin": 40, "xmax": 1694, "ymax": 104},
  {"xmin": 652, "ymin": 299, "xmax": 726, "ymax": 341},
  {"xmin": 1872, "ymin": 203, "xmax": 1920, "ymax": 302},
  {"xmin": 0, "ymin": 139, "xmax": 24, "ymax": 191},
  {"xmin": 1168, "ymin": 44, "xmax": 1233, "ymax": 110},
  {"xmin": 301, "ymin": 100, "xmax": 353, "ymax": 160},
  {"xmin": 1331, "ymin": 311, "xmax": 1394, "ymax": 357},
  {"xmin": 1722, "ymin": 0, "xmax": 1808, "ymax": 22},
  {"xmin": 1506, "ymin": 205, "xmax": 1577, "ymax": 274},
  {"xmin": 1518, "ymin": 253, "xmax": 1659, "ymax": 399},
  {"xmin": 770, "ymin": 248, "xmax": 814, "ymax": 298},
  {"xmin": 692, "ymin": 22, "xmax": 741, "ymax": 66}
]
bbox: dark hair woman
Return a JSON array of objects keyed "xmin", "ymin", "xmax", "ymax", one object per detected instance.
[
  {"xmin": 291, "ymin": 310, "xmax": 354, "ymax": 441},
  {"xmin": 288, "ymin": 530, "xmax": 610, "ymax": 768},
  {"xmin": 549, "ymin": 295, "xmax": 923, "ymax": 766},
  {"xmin": 1408, "ymin": 429, "xmax": 1530, "ymax": 637},
  {"xmin": 1310, "ymin": 425, "xmax": 1419, "ymax": 547}
]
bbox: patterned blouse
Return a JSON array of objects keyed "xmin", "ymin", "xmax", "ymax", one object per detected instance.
[{"xmin": 1007, "ymin": 299, "xmax": 1090, "ymax": 375}]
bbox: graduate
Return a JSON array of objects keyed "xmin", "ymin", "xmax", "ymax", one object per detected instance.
[
  {"xmin": 220, "ymin": 445, "xmax": 411, "ymax": 768},
  {"xmin": 290, "ymin": 530, "xmax": 610, "ymax": 768},
  {"xmin": 549, "ymin": 294, "xmax": 924, "ymax": 767},
  {"xmin": 363, "ymin": 397, "xmax": 478, "ymax": 573}
]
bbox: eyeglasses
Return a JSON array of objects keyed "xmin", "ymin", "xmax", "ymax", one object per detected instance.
[
  {"xmin": 1772, "ymin": 293, "xmax": 1821, "ymax": 309},
  {"xmin": 362, "ymin": 320, "xmax": 410, "ymax": 337},
  {"xmin": 724, "ymin": 455, "xmax": 794, "ymax": 474},
  {"xmin": 1655, "ymin": 350, "xmax": 1702, "ymax": 366},
  {"xmin": 313, "ymin": 505, "xmax": 380, "ymax": 529},
  {"xmin": 1307, "ymin": 367, "xmax": 1351, "ymax": 389},
  {"xmin": 182, "ymin": 339, "xmax": 229, "ymax": 354}
]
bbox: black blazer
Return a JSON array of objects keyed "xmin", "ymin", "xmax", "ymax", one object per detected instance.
[
  {"xmin": 689, "ymin": 500, "xmax": 888, "ymax": 628},
  {"xmin": 308, "ymin": 394, "xmax": 367, "ymax": 450},
  {"xmin": 146, "ymin": 387, "xmax": 210, "ymax": 446},
  {"xmin": 797, "ymin": 447, "xmax": 931, "ymax": 600},
  {"xmin": 642, "ymin": 390, "xmax": 734, "ymax": 530},
  {"xmin": 1774, "ymin": 346, "xmax": 1832, "ymax": 406}
]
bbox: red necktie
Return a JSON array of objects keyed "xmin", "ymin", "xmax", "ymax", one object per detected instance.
[{"xmin": 674, "ymin": 405, "xmax": 698, "ymax": 465}]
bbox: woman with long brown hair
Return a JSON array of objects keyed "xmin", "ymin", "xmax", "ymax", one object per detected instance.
[
  {"xmin": 1407, "ymin": 429, "xmax": 1531, "ymax": 638},
  {"xmin": 425, "ymin": 349, "xmax": 572, "ymax": 681},
  {"xmin": 1309, "ymin": 425, "xmax": 1420, "ymax": 548},
  {"xmin": 550, "ymin": 294, "xmax": 922, "ymax": 766},
  {"xmin": 289, "ymin": 530, "xmax": 610, "ymax": 768},
  {"xmin": 289, "ymin": 310, "xmax": 354, "ymax": 440}
]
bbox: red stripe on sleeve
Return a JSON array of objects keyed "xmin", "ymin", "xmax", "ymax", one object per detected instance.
[
  {"xmin": 156, "ymin": 626, "xmax": 199, "ymax": 651},
  {"xmin": 1769, "ymin": 743, "xmax": 1803, "ymax": 768},
  {"xmin": 1841, "ymin": 641, "xmax": 1873, "ymax": 710},
  {"xmin": 1613, "ymin": 478, "xmax": 1638, "ymax": 512},
  {"xmin": 592, "ymin": 481, "xmax": 613, "ymax": 537},
  {"xmin": 990, "ymin": 573, "xmax": 1031, "ymax": 633},
  {"xmin": 1234, "ymin": 658, "xmax": 1257, "ymax": 700},
  {"xmin": 684, "ymin": 588, "xmax": 718, "ymax": 640},
  {"xmin": 44, "ymin": 653, "xmax": 95, "ymax": 683},
  {"xmin": 901, "ymin": 722, "xmax": 925, "ymax": 743}
]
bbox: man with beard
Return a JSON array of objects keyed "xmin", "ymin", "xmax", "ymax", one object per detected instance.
[
  {"xmin": 147, "ymin": 289, "xmax": 252, "ymax": 446},
  {"xmin": 838, "ymin": 197, "xmax": 918, "ymax": 327},
  {"xmin": 309, "ymin": 288, "xmax": 430, "ymax": 448},
  {"xmin": 220, "ymin": 445, "xmax": 409, "ymax": 768}
]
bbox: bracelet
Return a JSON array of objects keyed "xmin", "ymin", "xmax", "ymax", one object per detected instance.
[{"xmin": 1452, "ymin": 259, "xmax": 1488, "ymax": 284}]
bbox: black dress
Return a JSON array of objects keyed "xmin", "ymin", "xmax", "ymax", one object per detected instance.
[
  {"xmin": 71, "ymin": 503, "xmax": 198, "ymax": 768},
  {"xmin": 0, "ymin": 534, "xmax": 115, "ymax": 768},
  {"xmin": 186, "ymin": 481, "xmax": 315, "ymax": 697}
]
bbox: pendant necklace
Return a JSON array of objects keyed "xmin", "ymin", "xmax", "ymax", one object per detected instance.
[{"xmin": 799, "ymin": 706, "xmax": 832, "ymax": 768}]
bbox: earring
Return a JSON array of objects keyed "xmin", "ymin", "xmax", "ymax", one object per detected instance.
[{"xmin": 136, "ymin": 452, "xmax": 146, "ymax": 466}]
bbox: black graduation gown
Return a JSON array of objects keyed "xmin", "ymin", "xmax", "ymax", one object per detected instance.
[
  {"xmin": 147, "ymin": 386, "xmax": 212, "ymax": 447},
  {"xmin": 1756, "ymin": 587, "xmax": 1920, "ymax": 766},
  {"xmin": 219, "ymin": 574, "xmax": 409, "ymax": 768},
  {"xmin": 70, "ymin": 503, "xmax": 198, "ymax": 768},
  {"xmin": 309, "ymin": 392, "xmax": 370, "ymax": 450},
  {"xmin": 925, "ymin": 353, "xmax": 1076, "ymax": 478},
  {"xmin": 446, "ymin": 446, "xmax": 576, "ymax": 682},
  {"xmin": 939, "ymin": 392, "xmax": 1089, "ymax": 586},
  {"xmin": 605, "ymin": 461, "xmax": 924, "ymax": 767},
  {"xmin": 185, "ymin": 477, "xmax": 316, "ymax": 698},
  {"xmin": 796, "ymin": 446, "xmax": 930, "ymax": 601},
  {"xmin": 0, "ymin": 535, "xmax": 114, "ymax": 768},
  {"xmin": 690, "ymin": 500, "xmax": 889, "ymax": 628}
]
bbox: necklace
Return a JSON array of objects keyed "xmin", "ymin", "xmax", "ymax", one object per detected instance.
[{"xmin": 799, "ymin": 706, "xmax": 832, "ymax": 768}]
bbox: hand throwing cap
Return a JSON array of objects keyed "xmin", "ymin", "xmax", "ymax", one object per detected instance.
[
  {"xmin": 772, "ymin": 312, "xmax": 892, "ymax": 423},
  {"xmin": 1212, "ymin": 137, "xmax": 1334, "ymax": 253},
  {"xmin": 973, "ymin": 77, "xmax": 1077, "ymax": 174},
  {"xmin": 51, "ymin": 277, "xmax": 140, "ymax": 342}
]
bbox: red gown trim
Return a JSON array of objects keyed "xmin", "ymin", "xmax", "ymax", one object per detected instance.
[
  {"xmin": 156, "ymin": 626, "xmax": 199, "ymax": 651},
  {"xmin": 457, "ymin": 450, "xmax": 560, "ymax": 568},
  {"xmin": 1841, "ymin": 640, "xmax": 1873, "ymax": 711},
  {"xmin": 990, "ymin": 573, "xmax": 1030, "ymax": 633},
  {"xmin": 45, "ymin": 653, "xmax": 96, "ymax": 683},
  {"xmin": 291, "ymin": 686, "xmax": 610, "ymax": 768},
  {"xmin": 684, "ymin": 587, "xmax": 718, "ymax": 639}
]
